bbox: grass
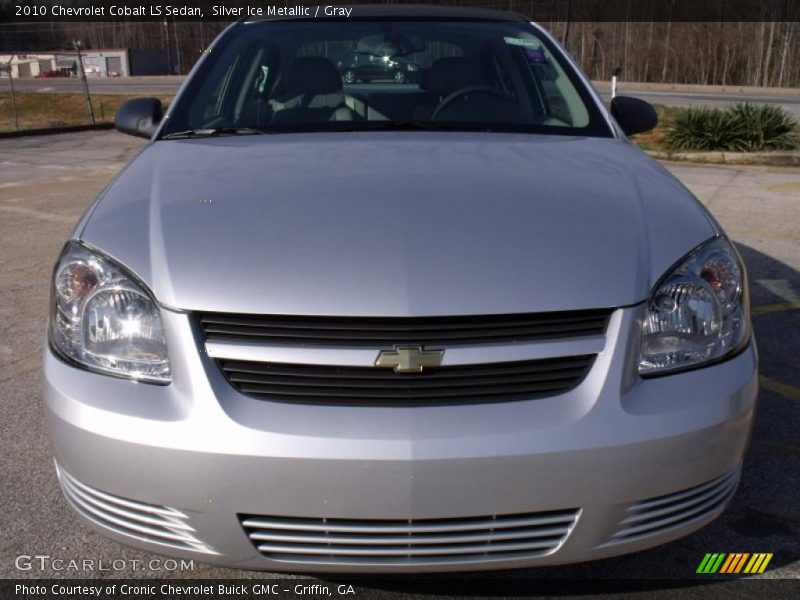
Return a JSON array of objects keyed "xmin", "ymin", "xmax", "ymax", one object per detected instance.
[
  {"xmin": 631, "ymin": 104, "xmax": 685, "ymax": 152},
  {"xmin": 0, "ymin": 92, "xmax": 173, "ymax": 132}
]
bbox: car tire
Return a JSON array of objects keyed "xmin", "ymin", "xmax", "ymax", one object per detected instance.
[
  {"xmin": 343, "ymin": 70, "xmax": 356, "ymax": 84},
  {"xmin": 393, "ymin": 70, "xmax": 406, "ymax": 84}
]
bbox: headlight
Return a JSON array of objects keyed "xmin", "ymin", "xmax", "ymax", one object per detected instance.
[
  {"xmin": 50, "ymin": 242, "xmax": 170, "ymax": 384},
  {"xmin": 639, "ymin": 237, "xmax": 749, "ymax": 376}
]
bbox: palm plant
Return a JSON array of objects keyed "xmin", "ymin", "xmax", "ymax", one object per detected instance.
[{"xmin": 665, "ymin": 103, "xmax": 799, "ymax": 152}]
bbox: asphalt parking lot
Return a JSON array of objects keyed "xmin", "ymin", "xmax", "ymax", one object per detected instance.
[{"xmin": 0, "ymin": 131, "xmax": 798, "ymax": 585}]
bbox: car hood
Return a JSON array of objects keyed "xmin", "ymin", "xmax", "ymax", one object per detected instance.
[{"xmin": 79, "ymin": 132, "xmax": 717, "ymax": 316}]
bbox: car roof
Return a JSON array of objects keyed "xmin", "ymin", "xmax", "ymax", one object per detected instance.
[{"xmin": 245, "ymin": 4, "xmax": 527, "ymax": 23}]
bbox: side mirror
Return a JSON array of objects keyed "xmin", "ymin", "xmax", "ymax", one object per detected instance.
[
  {"xmin": 115, "ymin": 98, "xmax": 163, "ymax": 139},
  {"xmin": 610, "ymin": 96, "xmax": 657, "ymax": 136}
]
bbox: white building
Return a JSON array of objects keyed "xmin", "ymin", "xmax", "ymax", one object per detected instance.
[
  {"xmin": 71, "ymin": 49, "xmax": 130, "ymax": 77},
  {"xmin": 0, "ymin": 49, "xmax": 129, "ymax": 78},
  {"xmin": 0, "ymin": 54, "xmax": 56, "ymax": 78}
]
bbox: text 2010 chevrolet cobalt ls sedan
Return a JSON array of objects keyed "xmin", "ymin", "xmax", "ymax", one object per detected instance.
[{"xmin": 44, "ymin": 7, "xmax": 757, "ymax": 573}]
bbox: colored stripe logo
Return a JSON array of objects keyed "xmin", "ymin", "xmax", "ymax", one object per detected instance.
[{"xmin": 697, "ymin": 553, "xmax": 773, "ymax": 574}]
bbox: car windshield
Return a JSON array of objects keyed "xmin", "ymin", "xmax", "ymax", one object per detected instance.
[{"xmin": 162, "ymin": 19, "xmax": 612, "ymax": 137}]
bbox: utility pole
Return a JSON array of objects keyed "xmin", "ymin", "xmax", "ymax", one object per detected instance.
[
  {"xmin": 4, "ymin": 56, "xmax": 20, "ymax": 132},
  {"xmin": 563, "ymin": 0, "xmax": 572, "ymax": 48},
  {"xmin": 172, "ymin": 17, "xmax": 182, "ymax": 74},
  {"xmin": 73, "ymin": 40, "xmax": 95, "ymax": 125},
  {"xmin": 164, "ymin": 20, "xmax": 173, "ymax": 74}
]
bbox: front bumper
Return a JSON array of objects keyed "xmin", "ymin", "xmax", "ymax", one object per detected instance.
[{"xmin": 44, "ymin": 307, "xmax": 758, "ymax": 573}]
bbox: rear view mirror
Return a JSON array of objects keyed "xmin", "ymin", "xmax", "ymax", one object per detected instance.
[
  {"xmin": 610, "ymin": 96, "xmax": 658, "ymax": 136},
  {"xmin": 115, "ymin": 98, "xmax": 163, "ymax": 139}
]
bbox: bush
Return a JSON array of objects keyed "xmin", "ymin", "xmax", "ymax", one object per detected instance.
[
  {"xmin": 729, "ymin": 103, "xmax": 799, "ymax": 151},
  {"xmin": 665, "ymin": 103, "xmax": 798, "ymax": 152},
  {"xmin": 665, "ymin": 107, "xmax": 744, "ymax": 151}
]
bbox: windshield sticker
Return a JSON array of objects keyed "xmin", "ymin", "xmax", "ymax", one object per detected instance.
[
  {"xmin": 524, "ymin": 48, "xmax": 548, "ymax": 63},
  {"xmin": 504, "ymin": 37, "xmax": 540, "ymax": 49}
]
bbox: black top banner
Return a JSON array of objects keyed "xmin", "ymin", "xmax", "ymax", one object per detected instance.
[{"xmin": 2, "ymin": 0, "xmax": 799, "ymax": 23}]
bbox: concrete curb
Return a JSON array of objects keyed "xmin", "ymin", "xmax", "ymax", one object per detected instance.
[
  {"xmin": 0, "ymin": 123, "xmax": 114, "ymax": 139},
  {"xmin": 646, "ymin": 150, "xmax": 800, "ymax": 166}
]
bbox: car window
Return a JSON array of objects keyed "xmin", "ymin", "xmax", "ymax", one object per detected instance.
[
  {"xmin": 165, "ymin": 19, "xmax": 611, "ymax": 138},
  {"xmin": 190, "ymin": 55, "xmax": 238, "ymax": 125},
  {"xmin": 503, "ymin": 33, "xmax": 590, "ymax": 127}
]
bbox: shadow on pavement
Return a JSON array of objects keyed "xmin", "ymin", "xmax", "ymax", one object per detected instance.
[{"xmin": 316, "ymin": 242, "xmax": 799, "ymax": 594}]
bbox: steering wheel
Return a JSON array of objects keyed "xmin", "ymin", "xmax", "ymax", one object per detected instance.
[{"xmin": 431, "ymin": 86, "xmax": 519, "ymax": 121}]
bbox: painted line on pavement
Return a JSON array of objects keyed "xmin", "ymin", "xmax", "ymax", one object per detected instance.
[
  {"xmin": 752, "ymin": 301, "xmax": 800, "ymax": 316},
  {"xmin": 759, "ymin": 375, "xmax": 800, "ymax": 400},
  {"xmin": 756, "ymin": 279, "xmax": 799, "ymax": 304}
]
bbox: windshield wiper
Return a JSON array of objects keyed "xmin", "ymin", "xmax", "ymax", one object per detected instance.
[
  {"xmin": 365, "ymin": 121, "xmax": 511, "ymax": 132},
  {"xmin": 162, "ymin": 127, "xmax": 267, "ymax": 140}
]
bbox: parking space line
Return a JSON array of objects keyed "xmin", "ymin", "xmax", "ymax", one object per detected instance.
[
  {"xmin": 756, "ymin": 279, "xmax": 799, "ymax": 303},
  {"xmin": 752, "ymin": 301, "xmax": 800, "ymax": 316},
  {"xmin": 759, "ymin": 375, "xmax": 800, "ymax": 400}
]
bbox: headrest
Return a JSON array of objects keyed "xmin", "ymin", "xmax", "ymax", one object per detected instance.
[
  {"xmin": 286, "ymin": 57, "xmax": 342, "ymax": 95},
  {"xmin": 423, "ymin": 57, "xmax": 485, "ymax": 96}
]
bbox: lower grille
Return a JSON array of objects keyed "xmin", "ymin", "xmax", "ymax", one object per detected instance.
[
  {"xmin": 240, "ymin": 509, "xmax": 580, "ymax": 565},
  {"xmin": 56, "ymin": 464, "xmax": 215, "ymax": 554},
  {"xmin": 219, "ymin": 354, "xmax": 595, "ymax": 405},
  {"xmin": 606, "ymin": 468, "xmax": 740, "ymax": 545}
]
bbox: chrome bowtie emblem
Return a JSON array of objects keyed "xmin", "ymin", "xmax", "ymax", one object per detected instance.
[{"xmin": 375, "ymin": 347, "xmax": 444, "ymax": 373}]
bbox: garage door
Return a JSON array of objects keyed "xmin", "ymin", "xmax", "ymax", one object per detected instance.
[
  {"xmin": 106, "ymin": 56, "xmax": 122, "ymax": 76},
  {"xmin": 17, "ymin": 62, "xmax": 32, "ymax": 77}
]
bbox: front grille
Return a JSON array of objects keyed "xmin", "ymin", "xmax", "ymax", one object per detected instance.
[
  {"xmin": 198, "ymin": 309, "xmax": 612, "ymax": 346},
  {"xmin": 219, "ymin": 354, "xmax": 595, "ymax": 405},
  {"xmin": 56, "ymin": 464, "xmax": 215, "ymax": 554},
  {"xmin": 240, "ymin": 509, "xmax": 580, "ymax": 565},
  {"xmin": 605, "ymin": 468, "xmax": 740, "ymax": 545}
]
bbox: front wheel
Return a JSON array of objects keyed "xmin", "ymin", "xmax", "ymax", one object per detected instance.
[
  {"xmin": 393, "ymin": 70, "xmax": 406, "ymax": 84},
  {"xmin": 343, "ymin": 70, "xmax": 356, "ymax": 84}
]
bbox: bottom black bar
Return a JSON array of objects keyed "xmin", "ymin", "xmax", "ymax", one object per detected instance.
[{"xmin": 2, "ymin": 578, "xmax": 798, "ymax": 600}]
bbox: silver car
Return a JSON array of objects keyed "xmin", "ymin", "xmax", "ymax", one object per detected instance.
[{"xmin": 45, "ymin": 6, "xmax": 757, "ymax": 573}]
